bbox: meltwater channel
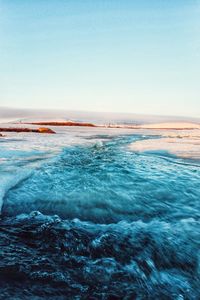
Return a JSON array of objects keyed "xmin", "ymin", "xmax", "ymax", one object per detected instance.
[{"xmin": 0, "ymin": 133, "xmax": 200, "ymax": 299}]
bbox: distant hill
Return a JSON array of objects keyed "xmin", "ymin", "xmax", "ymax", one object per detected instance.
[{"xmin": 0, "ymin": 107, "xmax": 199, "ymax": 125}]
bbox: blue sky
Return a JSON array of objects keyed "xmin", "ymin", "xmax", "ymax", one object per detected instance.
[{"xmin": 0, "ymin": 0, "xmax": 199, "ymax": 117}]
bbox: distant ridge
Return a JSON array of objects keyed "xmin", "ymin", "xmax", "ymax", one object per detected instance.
[{"xmin": 0, "ymin": 107, "xmax": 200, "ymax": 125}]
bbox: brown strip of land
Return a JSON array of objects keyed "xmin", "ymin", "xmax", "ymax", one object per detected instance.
[
  {"xmin": 24, "ymin": 121, "xmax": 97, "ymax": 127},
  {"xmin": 0, "ymin": 127, "xmax": 56, "ymax": 134}
]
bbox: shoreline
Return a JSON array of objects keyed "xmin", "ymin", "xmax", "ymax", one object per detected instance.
[{"xmin": 16, "ymin": 120, "xmax": 200, "ymax": 130}]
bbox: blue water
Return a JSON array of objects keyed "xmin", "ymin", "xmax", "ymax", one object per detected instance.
[{"xmin": 1, "ymin": 134, "xmax": 200, "ymax": 299}]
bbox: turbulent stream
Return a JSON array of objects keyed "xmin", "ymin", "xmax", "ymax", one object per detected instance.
[{"xmin": 0, "ymin": 131, "xmax": 200, "ymax": 299}]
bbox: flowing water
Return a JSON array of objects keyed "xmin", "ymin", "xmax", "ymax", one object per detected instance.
[{"xmin": 0, "ymin": 129, "xmax": 200, "ymax": 299}]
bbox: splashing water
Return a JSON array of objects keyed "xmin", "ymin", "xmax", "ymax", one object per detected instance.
[{"xmin": 0, "ymin": 133, "xmax": 200, "ymax": 299}]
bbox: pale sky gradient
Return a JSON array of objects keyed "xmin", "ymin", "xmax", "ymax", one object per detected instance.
[{"xmin": 0, "ymin": 0, "xmax": 200, "ymax": 117}]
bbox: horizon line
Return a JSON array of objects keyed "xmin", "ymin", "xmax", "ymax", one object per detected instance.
[{"xmin": 1, "ymin": 105, "xmax": 200, "ymax": 121}]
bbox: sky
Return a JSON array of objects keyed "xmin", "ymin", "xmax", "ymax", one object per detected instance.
[{"xmin": 0, "ymin": 0, "xmax": 200, "ymax": 117}]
